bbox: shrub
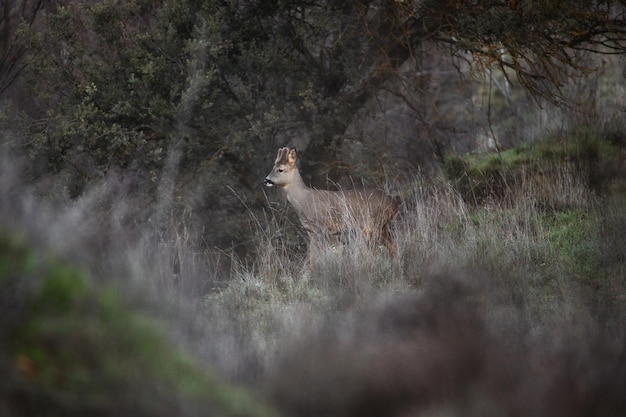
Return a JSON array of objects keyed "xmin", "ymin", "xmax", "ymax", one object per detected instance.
[{"xmin": 0, "ymin": 233, "xmax": 274, "ymax": 417}]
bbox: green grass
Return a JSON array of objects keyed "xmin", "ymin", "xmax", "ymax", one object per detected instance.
[{"xmin": 443, "ymin": 131, "xmax": 624, "ymax": 207}]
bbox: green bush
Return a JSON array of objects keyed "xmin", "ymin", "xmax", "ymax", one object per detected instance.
[{"xmin": 0, "ymin": 233, "xmax": 274, "ymax": 417}]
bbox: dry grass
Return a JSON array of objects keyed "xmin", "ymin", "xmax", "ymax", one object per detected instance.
[
  {"xmin": 202, "ymin": 145, "xmax": 625, "ymax": 401},
  {"xmin": 2, "ymin": 108, "xmax": 625, "ymax": 416},
  {"xmin": 229, "ymin": 144, "xmax": 626, "ymax": 416}
]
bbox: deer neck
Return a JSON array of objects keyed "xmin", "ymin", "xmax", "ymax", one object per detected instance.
[{"xmin": 282, "ymin": 170, "xmax": 311, "ymax": 213}]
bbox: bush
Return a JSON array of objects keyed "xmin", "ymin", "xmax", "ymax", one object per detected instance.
[{"xmin": 0, "ymin": 233, "xmax": 274, "ymax": 417}]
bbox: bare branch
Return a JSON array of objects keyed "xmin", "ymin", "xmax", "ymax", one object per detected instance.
[{"xmin": 403, "ymin": 0, "xmax": 626, "ymax": 104}]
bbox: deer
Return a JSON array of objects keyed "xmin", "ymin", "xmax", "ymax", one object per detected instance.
[{"xmin": 264, "ymin": 147, "xmax": 399, "ymax": 262}]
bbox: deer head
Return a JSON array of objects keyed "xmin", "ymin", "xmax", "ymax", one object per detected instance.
[{"xmin": 264, "ymin": 147, "xmax": 299, "ymax": 188}]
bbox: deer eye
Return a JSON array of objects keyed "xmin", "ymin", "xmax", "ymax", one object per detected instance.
[{"xmin": 278, "ymin": 168, "xmax": 284, "ymax": 173}]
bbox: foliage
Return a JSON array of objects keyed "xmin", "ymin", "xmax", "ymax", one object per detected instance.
[
  {"xmin": 19, "ymin": 1, "xmax": 182, "ymax": 179},
  {"xmin": 12, "ymin": 0, "xmax": 417, "ymax": 249},
  {"xmin": 0, "ymin": 0, "xmax": 45, "ymax": 94},
  {"xmin": 16, "ymin": 0, "xmax": 418, "ymax": 176}
]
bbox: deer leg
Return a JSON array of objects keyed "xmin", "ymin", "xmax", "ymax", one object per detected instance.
[
  {"xmin": 306, "ymin": 232, "xmax": 323, "ymax": 265},
  {"xmin": 381, "ymin": 223, "xmax": 397, "ymax": 257},
  {"xmin": 363, "ymin": 226, "xmax": 375, "ymax": 249}
]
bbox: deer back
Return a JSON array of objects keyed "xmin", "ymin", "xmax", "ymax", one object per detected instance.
[
  {"xmin": 265, "ymin": 147, "xmax": 398, "ymax": 236},
  {"xmin": 288, "ymin": 185, "xmax": 398, "ymax": 237}
]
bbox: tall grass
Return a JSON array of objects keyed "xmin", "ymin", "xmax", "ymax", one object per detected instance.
[
  {"xmin": 2, "ymin": 109, "xmax": 625, "ymax": 415},
  {"xmin": 203, "ymin": 142, "xmax": 624, "ymax": 398},
  {"xmin": 231, "ymin": 141, "xmax": 625, "ymax": 416}
]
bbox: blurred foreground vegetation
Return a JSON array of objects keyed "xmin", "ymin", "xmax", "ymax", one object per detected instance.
[{"xmin": 0, "ymin": 234, "xmax": 274, "ymax": 417}]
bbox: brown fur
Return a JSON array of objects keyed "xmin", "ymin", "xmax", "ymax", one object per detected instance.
[{"xmin": 265, "ymin": 147, "xmax": 398, "ymax": 262}]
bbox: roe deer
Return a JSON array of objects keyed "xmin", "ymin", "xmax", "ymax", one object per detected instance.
[{"xmin": 264, "ymin": 147, "xmax": 398, "ymax": 261}]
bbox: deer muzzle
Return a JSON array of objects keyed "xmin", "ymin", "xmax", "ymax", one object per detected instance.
[{"xmin": 264, "ymin": 177, "xmax": 274, "ymax": 187}]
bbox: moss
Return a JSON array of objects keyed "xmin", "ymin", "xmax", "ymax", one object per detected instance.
[
  {"xmin": 443, "ymin": 151, "xmax": 519, "ymax": 204},
  {"xmin": 543, "ymin": 210, "xmax": 598, "ymax": 276},
  {"xmin": 442, "ymin": 130, "xmax": 626, "ymax": 207}
]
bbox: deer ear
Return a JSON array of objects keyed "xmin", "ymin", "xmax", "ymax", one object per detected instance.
[
  {"xmin": 275, "ymin": 147, "xmax": 289, "ymax": 164},
  {"xmin": 287, "ymin": 148, "xmax": 297, "ymax": 166}
]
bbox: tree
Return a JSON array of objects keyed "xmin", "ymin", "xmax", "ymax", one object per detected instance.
[
  {"xmin": 13, "ymin": 0, "xmax": 419, "ymax": 250},
  {"xmin": 0, "ymin": 0, "xmax": 45, "ymax": 95},
  {"xmin": 403, "ymin": 0, "xmax": 626, "ymax": 105},
  {"xmin": 8, "ymin": 0, "xmax": 626, "ymax": 253}
]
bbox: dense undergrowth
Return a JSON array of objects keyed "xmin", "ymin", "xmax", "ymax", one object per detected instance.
[{"xmin": 1, "ymin": 126, "xmax": 625, "ymax": 416}]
